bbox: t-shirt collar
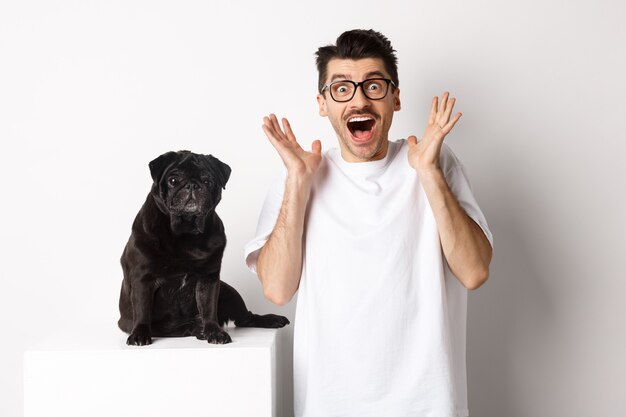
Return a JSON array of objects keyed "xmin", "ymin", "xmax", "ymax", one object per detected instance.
[{"xmin": 332, "ymin": 141, "xmax": 394, "ymax": 174}]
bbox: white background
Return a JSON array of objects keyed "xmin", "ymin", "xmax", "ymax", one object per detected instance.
[{"xmin": 1, "ymin": 0, "xmax": 625, "ymax": 416}]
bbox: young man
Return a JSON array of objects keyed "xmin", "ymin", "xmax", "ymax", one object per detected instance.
[{"xmin": 245, "ymin": 29, "xmax": 493, "ymax": 417}]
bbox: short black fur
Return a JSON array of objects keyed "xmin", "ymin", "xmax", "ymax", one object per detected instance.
[{"xmin": 118, "ymin": 150, "xmax": 289, "ymax": 346}]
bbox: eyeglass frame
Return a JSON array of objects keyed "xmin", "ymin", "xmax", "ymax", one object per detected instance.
[{"xmin": 319, "ymin": 77, "xmax": 397, "ymax": 103}]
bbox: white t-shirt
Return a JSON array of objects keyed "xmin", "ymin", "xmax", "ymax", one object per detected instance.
[{"xmin": 244, "ymin": 139, "xmax": 493, "ymax": 417}]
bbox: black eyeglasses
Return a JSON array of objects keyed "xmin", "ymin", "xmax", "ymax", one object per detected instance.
[{"xmin": 320, "ymin": 78, "xmax": 396, "ymax": 102}]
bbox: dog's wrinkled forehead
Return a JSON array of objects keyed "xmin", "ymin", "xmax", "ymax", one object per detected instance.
[{"xmin": 149, "ymin": 151, "xmax": 231, "ymax": 189}]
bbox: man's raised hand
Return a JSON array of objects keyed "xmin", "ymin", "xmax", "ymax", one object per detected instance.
[
  {"xmin": 262, "ymin": 114, "xmax": 322, "ymax": 179},
  {"xmin": 407, "ymin": 92, "xmax": 462, "ymax": 175}
]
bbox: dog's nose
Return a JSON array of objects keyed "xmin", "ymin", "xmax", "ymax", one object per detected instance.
[{"xmin": 184, "ymin": 183, "xmax": 201, "ymax": 191}]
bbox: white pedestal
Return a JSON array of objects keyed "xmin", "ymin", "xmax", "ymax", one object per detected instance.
[{"xmin": 24, "ymin": 325, "xmax": 279, "ymax": 417}]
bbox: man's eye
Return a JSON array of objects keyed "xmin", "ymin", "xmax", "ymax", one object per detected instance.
[
  {"xmin": 367, "ymin": 82, "xmax": 381, "ymax": 91},
  {"xmin": 332, "ymin": 83, "xmax": 352, "ymax": 95}
]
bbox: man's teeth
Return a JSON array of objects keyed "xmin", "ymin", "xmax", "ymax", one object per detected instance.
[{"xmin": 348, "ymin": 116, "xmax": 373, "ymax": 122}]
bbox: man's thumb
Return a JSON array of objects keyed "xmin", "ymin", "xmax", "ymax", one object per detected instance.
[
  {"xmin": 312, "ymin": 140, "xmax": 322, "ymax": 154},
  {"xmin": 407, "ymin": 135, "xmax": 418, "ymax": 145}
]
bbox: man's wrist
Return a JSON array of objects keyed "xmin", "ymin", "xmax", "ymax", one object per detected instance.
[
  {"xmin": 415, "ymin": 165, "xmax": 445, "ymax": 182},
  {"xmin": 287, "ymin": 171, "xmax": 314, "ymax": 188},
  {"xmin": 285, "ymin": 172, "xmax": 314, "ymax": 205}
]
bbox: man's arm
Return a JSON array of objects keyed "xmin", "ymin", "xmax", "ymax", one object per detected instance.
[
  {"xmin": 257, "ymin": 174, "xmax": 312, "ymax": 305},
  {"xmin": 256, "ymin": 114, "xmax": 321, "ymax": 305},
  {"xmin": 408, "ymin": 92, "xmax": 492, "ymax": 290},
  {"xmin": 418, "ymin": 169, "xmax": 492, "ymax": 289}
]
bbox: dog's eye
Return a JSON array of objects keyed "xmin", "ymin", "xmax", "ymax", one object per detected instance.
[
  {"xmin": 168, "ymin": 177, "xmax": 178, "ymax": 186},
  {"xmin": 202, "ymin": 178, "xmax": 213, "ymax": 187}
]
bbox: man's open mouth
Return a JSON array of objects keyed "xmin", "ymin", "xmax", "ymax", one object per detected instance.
[{"xmin": 347, "ymin": 115, "xmax": 376, "ymax": 142}]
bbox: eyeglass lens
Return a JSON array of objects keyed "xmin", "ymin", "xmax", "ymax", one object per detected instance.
[{"xmin": 330, "ymin": 79, "xmax": 390, "ymax": 102}]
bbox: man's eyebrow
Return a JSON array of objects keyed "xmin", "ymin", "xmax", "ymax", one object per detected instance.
[
  {"xmin": 364, "ymin": 70, "xmax": 387, "ymax": 79},
  {"xmin": 328, "ymin": 70, "xmax": 388, "ymax": 83},
  {"xmin": 329, "ymin": 73, "xmax": 351, "ymax": 82}
]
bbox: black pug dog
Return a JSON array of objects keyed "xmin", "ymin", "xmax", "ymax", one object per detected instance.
[{"xmin": 118, "ymin": 150, "xmax": 289, "ymax": 346}]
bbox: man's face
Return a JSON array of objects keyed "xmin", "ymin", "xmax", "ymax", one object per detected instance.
[{"xmin": 317, "ymin": 57, "xmax": 401, "ymax": 163}]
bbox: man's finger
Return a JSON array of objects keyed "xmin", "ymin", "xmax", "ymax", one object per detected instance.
[
  {"xmin": 442, "ymin": 97, "xmax": 455, "ymax": 124},
  {"xmin": 311, "ymin": 140, "xmax": 322, "ymax": 155},
  {"xmin": 407, "ymin": 135, "xmax": 418, "ymax": 146},
  {"xmin": 428, "ymin": 97, "xmax": 438, "ymax": 125},
  {"xmin": 269, "ymin": 114, "xmax": 286, "ymax": 140},
  {"xmin": 263, "ymin": 125, "xmax": 302, "ymax": 166},
  {"xmin": 439, "ymin": 92, "xmax": 449, "ymax": 113},
  {"xmin": 442, "ymin": 112, "xmax": 462, "ymax": 134},
  {"xmin": 262, "ymin": 124, "xmax": 280, "ymax": 146},
  {"xmin": 262, "ymin": 122, "xmax": 285, "ymax": 144},
  {"xmin": 282, "ymin": 118, "xmax": 297, "ymax": 143},
  {"xmin": 263, "ymin": 115, "xmax": 278, "ymax": 135},
  {"xmin": 262, "ymin": 117, "xmax": 284, "ymax": 144}
]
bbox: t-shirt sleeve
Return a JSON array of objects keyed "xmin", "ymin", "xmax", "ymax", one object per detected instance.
[
  {"xmin": 440, "ymin": 144, "xmax": 494, "ymax": 248},
  {"xmin": 243, "ymin": 168, "xmax": 287, "ymax": 273}
]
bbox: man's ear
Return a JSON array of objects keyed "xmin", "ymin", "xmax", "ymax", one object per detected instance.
[
  {"xmin": 205, "ymin": 154, "xmax": 231, "ymax": 190},
  {"xmin": 149, "ymin": 151, "xmax": 180, "ymax": 183},
  {"xmin": 393, "ymin": 87, "xmax": 401, "ymax": 111},
  {"xmin": 317, "ymin": 94, "xmax": 328, "ymax": 117}
]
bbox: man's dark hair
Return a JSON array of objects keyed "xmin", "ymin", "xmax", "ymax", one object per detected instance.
[{"xmin": 315, "ymin": 29, "xmax": 399, "ymax": 94}]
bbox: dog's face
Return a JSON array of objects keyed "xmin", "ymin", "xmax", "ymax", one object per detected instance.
[{"xmin": 148, "ymin": 151, "xmax": 231, "ymax": 235}]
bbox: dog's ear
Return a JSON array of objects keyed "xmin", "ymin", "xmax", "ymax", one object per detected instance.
[
  {"xmin": 205, "ymin": 154, "xmax": 231, "ymax": 189},
  {"xmin": 149, "ymin": 151, "xmax": 180, "ymax": 183}
]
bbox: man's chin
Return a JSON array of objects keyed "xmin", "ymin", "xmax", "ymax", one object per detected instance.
[{"xmin": 341, "ymin": 135, "xmax": 387, "ymax": 162}]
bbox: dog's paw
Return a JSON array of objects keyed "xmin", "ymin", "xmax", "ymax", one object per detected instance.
[
  {"xmin": 251, "ymin": 313, "xmax": 290, "ymax": 328},
  {"xmin": 196, "ymin": 323, "xmax": 232, "ymax": 344},
  {"xmin": 206, "ymin": 328, "xmax": 232, "ymax": 344},
  {"xmin": 127, "ymin": 325, "xmax": 152, "ymax": 346},
  {"xmin": 262, "ymin": 314, "xmax": 290, "ymax": 328}
]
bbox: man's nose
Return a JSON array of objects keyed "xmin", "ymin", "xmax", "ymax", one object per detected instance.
[{"xmin": 349, "ymin": 86, "xmax": 372, "ymax": 108}]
